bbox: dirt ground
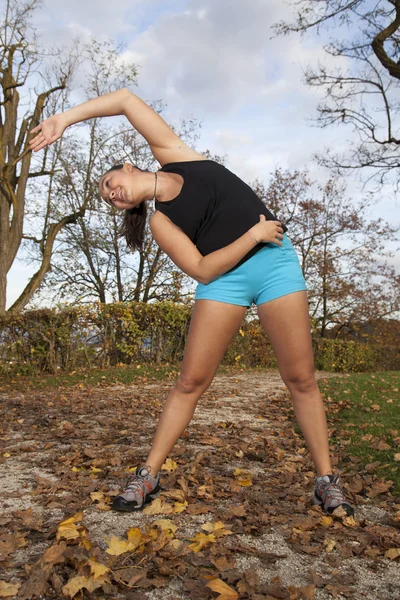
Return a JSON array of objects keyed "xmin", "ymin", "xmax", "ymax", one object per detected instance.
[{"xmin": 1, "ymin": 370, "xmax": 400, "ymax": 599}]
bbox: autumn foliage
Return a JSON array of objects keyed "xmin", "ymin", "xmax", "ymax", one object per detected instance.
[{"xmin": 0, "ymin": 301, "xmax": 399, "ymax": 375}]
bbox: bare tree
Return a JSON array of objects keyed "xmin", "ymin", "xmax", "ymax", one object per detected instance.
[
  {"xmin": 273, "ymin": 0, "xmax": 400, "ymax": 190},
  {"xmin": 253, "ymin": 169, "xmax": 399, "ymax": 335},
  {"xmin": 40, "ymin": 114, "xmax": 201, "ymax": 305},
  {"xmin": 0, "ymin": 0, "xmax": 86, "ymax": 312}
]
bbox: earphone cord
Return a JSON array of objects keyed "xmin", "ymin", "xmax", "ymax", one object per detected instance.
[{"xmin": 153, "ymin": 171, "xmax": 158, "ymax": 201}]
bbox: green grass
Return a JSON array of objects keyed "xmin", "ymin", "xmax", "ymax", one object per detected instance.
[
  {"xmin": 2, "ymin": 364, "xmax": 399, "ymax": 496},
  {"xmin": 317, "ymin": 371, "xmax": 400, "ymax": 496},
  {"xmin": 0, "ymin": 361, "xmax": 241, "ymax": 391}
]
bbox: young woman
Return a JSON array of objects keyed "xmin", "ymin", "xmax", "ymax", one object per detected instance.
[{"xmin": 29, "ymin": 88, "xmax": 354, "ymax": 517}]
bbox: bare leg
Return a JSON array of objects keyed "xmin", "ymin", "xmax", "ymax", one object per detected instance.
[
  {"xmin": 257, "ymin": 291, "xmax": 333, "ymax": 477},
  {"xmin": 144, "ymin": 300, "xmax": 248, "ymax": 475}
]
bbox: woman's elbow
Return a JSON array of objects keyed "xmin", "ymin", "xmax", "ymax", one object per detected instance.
[{"xmin": 195, "ymin": 271, "xmax": 209, "ymax": 285}]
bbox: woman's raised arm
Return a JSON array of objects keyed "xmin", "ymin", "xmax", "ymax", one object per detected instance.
[{"xmin": 29, "ymin": 88, "xmax": 203, "ymax": 164}]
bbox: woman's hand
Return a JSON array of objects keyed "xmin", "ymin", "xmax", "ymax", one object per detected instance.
[
  {"xmin": 248, "ymin": 215, "xmax": 284, "ymax": 246},
  {"xmin": 29, "ymin": 114, "xmax": 68, "ymax": 152}
]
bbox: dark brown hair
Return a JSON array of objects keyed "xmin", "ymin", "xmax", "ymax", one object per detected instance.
[{"xmin": 104, "ymin": 164, "xmax": 148, "ymax": 253}]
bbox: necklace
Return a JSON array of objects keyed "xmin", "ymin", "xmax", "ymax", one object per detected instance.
[{"xmin": 152, "ymin": 171, "xmax": 158, "ymax": 201}]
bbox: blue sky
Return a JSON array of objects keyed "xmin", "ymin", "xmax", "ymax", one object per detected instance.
[{"xmin": 6, "ymin": 0, "xmax": 400, "ymax": 308}]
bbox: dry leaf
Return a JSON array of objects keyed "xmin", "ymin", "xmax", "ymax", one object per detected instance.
[
  {"xmin": 56, "ymin": 513, "xmax": 83, "ymax": 541},
  {"xmin": 87, "ymin": 559, "xmax": 110, "ymax": 579},
  {"xmin": 62, "ymin": 575, "xmax": 106, "ymax": 598},
  {"xmin": 162, "ymin": 458, "xmax": 178, "ymax": 471},
  {"xmin": 188, "ymin": 532, "xmax": 216, "ymax": 552},
  {"xmin": 320, "ymin": 516, "xmax": 333, "ymax": 527},
  {"xmin": 41, "ymin": 542, "xmax": 67, "ymax": 566},
  {"xmin": 324, "ymin": 538, "xmax": 336, "ymax": 552},
  {"xmin": 205, "ymin": 578, "xmax": 239, "ymax": 599},
  {"xmin": 152, "ymin": 519, "xmax": 178, "ymax": 535},
  {"xmin": 106, "ymin": 527, "xmax": 143, "ymax": 556},
  {"xmin": 385, "ymin": 548, "xmax": 400, "ymax": 560},
  {"xmin": 0, "ymin": 581, "xmax": 21, "ymax": 598}
]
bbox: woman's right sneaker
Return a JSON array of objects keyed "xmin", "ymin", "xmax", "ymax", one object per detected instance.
[{"xmin": 112, "ymin": 465, "xmax": 162, "ymax": 512}]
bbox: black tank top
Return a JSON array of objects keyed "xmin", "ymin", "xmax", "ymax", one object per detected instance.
[{"xmin": 154, "ymin": 160, "xmax": 288, "ymax": 272}]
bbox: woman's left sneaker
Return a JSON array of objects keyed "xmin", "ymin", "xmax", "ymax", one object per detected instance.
[
  {"xmin": 112, "ymin": 465, "xmax": 162, "ymax": 512},
  {"xmin": 313, "ymin": 471, "xmax": 354, "ymax": 516}
]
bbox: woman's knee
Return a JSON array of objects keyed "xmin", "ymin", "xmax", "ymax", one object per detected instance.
[
  {"xmin": 284, "ymin": 371, "xmax": 319, "ymax": 395},
  {"xmin": 175, "ymin": 372, "xmax": 212, "ymax": 395}
]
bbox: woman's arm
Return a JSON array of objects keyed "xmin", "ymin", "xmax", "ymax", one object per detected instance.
[
  {"xmin": 150, "ymin": 212, "xmax": 283, "ymax": 284},
  {"xmin": 29, "ymin": 88, "xmax": 204, "ymax": 164}
]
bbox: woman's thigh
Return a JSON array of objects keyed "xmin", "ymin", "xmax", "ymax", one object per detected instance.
[
  {"xmin": 256, "ymin": 291, "xmax": 317, "ymax": 391},
  {"xmin": 177, "ymin": 299, "xmax": 247, "ymax": 393}
]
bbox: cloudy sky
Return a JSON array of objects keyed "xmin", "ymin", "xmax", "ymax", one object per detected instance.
[{"xmin": 6, "ymin": 0, "xmax": 400, "ymax": 307}]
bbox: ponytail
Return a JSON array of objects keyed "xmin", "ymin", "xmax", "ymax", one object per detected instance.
[
  {"xmin": 120, "ymin": 201, "xmax": 148, "ymax": 252},
  {"xmin": 102, "ymin": 163, "xmax": 148, "ymax": 253}
]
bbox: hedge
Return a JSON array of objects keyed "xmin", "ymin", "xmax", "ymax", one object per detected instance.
[{"xmin": 0, "ymin": 301, "xmax": 398, "ymax": 375}]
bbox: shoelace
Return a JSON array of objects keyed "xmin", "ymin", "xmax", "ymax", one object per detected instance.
[
  {"xmin": 124, "ymin": 467, "xmax": 153, "ymax": 495},
  {"xmin": 318, "ymin": 471, "xmax": 346, "ymax": 503}
]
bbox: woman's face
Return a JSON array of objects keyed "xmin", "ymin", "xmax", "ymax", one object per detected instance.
[{"xmin": 99, "ymin": 164, "xmax": 138, "ymax": 210}]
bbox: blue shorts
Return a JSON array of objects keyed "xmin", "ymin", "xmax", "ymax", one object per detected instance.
[{"xmin": 195, "ymin": 234, "xmax": 307, "ymax": 307}]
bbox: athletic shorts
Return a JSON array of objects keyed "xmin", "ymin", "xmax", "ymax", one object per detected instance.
[{"xmin": 194, "ymin": 234, "xmax": 307, "ymax": 307}]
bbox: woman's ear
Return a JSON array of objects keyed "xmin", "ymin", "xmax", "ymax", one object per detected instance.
[{"xmin": 123, "ymin": 162, "xmax": 134, "ymax": 173}]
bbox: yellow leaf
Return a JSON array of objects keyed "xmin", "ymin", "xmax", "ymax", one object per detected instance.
[
  {"xmin": 385, "ymin": 548, "xmax": 400, "ymax": 560},
  {"xmin": 56, "ymin": 513, "xmax": 83, "ymax": 541},
  {"xmin": 205, "ymin": 578, "xmax": 239, "ymax": 599},
  {"xmin": 237, "ymin": 479, "xmax": 253, "ymax": 487},
  {"xmin": 324, "ymin": 538, "xmax": 336, "ymax": 552},
  {"xmin": 152, "ymin": 519, "xmax": 178, "ymax": 535},
  {"xmin": 320, "ymin": 516, "xmax": 333, "ymax": 527},
  {"xmin": 71, "ymin": 467, "xmax": 80, "ymax": 473},
  {"xmin": 162, "ymin": 458, "xmax": 178, "ymax": 471},
  {"xmin": 0, "ymin": 580, "xmax": 21, "ymax": 597},
  {"xmin": 106, "ymin": 528, "xmax": 142, "ymax": 556},
  {"xmin": 90, "ymin": 492, "xmax": 104, "ymax": 502},
  {"xmin": 3, "ymin": 453, "xmax": 10, "ymax": 458},
  {"xmin": 394, "ymin": 454, "xmax": 400, "ymax": 461},
  {"xmin": 233, "ymin": 467, "xmax": 253, "ymax": 486},
  {"xmin": 167, "ymin": 539, "xmax": 183, "ymax": 550},
  {"xmin": 127, "ymin": 527, "xmax": 143, "ymax": 546},
  {"xmin": 342, "ymin": 515, "xmax": 358, "ymax": 527},
  {"xmin": 233, "ymin": 468, "xmax": 246, "ymax": 476},
  {"xmin": 87, "ymin": 559, "xmax": 110, "ymax": 579},
  {"xmin": 172, "ymin": 500, "xmax": 188, "ymax": 513},
  {"xmin": 188, "ymin": 532, "xmax": 216, "ymax": 552},
  {"xmin": 90, "ymin": 466, "xmax": 102, "ymax": 473},
  {"xmin": 106, "ymin": 536, "xmax": 134, "ymax": 556},
  {"xmin": 142, "ymin": 497, "xmax": 173, "ymax": 515},
  {"xmin": 62, "ymin": 575, "xmax": 105, "ymax": 598},
  {"xmin": 202, "ymin": 521, "xmax": 233, "ymax": 537}
]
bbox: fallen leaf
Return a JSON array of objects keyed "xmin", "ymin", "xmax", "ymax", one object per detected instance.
[
  {"xmin": 106, "ymin": 527, "xmax": 143, "ymax": 556},
  {"xmin": 205, "ymin": 578, "xmax": 239, "ymax": 599},
  {"xmin": 142, "ymin": 497, "xmax": 174, "ymax": 515},
  {"xmin": 385, "ymin": 548, "xmax": 400, "ymax": 560},
  {"xmin": 162, "ymin": 458, "xmax": 178, "ymax": 471},
  {"xmin": 0, "ymin": 581, "xmax": 21, "ymax": 598},
  {"xmin": 41, "ymin": 542, "xmax": 67, "ymax": 566},
  {"xmin": 324, "ymin": 538, "xmax": 336, "ymax": 552},
  {"xmin": 62, "ymin": 575, "xmax": 106, "ymax": 598},
  {"xmin": 188, "ymin": 532, "xmax": 216, "ymax": 552}
]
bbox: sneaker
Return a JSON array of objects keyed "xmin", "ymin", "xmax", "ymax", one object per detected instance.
[
  {"xmin": 112, "ymin": 465, "xmax": 162, "ymax": 512},
  {"xmin": 313, "ymin": 471, "xmax": 354, "ymax": 517}
]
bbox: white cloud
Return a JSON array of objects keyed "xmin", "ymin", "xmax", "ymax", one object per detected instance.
[{"xmin": 5, "ymin": 0, "xmax": 399, "ymax": 308}]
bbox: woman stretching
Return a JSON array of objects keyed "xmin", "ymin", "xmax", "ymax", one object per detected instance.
[{"xmin": 29, "ymin": 88, "xmax": 354, "ymax": 517}]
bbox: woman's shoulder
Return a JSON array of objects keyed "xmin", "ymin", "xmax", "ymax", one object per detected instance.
[{"xmin": 160, "ymin": 158, "xmax": 224, "ymax": 172}]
